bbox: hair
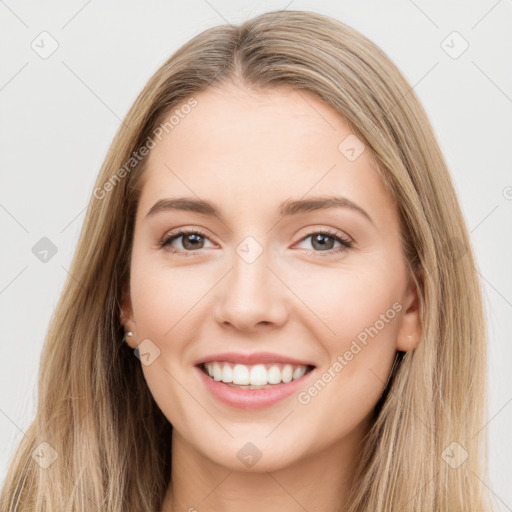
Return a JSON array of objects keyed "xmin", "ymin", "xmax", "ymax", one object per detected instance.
[{"xmin": 1, "ymin": 9, "xmax": 495, "ymax": 512}]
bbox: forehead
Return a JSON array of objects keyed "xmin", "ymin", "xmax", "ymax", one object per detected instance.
[
  {"xmin": 137, "ymin": 84, "xmax": 398, "ymax": 232},
  {"xmin": 148, "ymin": 84, "xmax": 358, "ymax": 169}
]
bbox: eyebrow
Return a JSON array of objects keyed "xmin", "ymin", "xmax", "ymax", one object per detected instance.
[{"xmin": 145, "ymin": 195, "xmax": 374, "ymax": 225}]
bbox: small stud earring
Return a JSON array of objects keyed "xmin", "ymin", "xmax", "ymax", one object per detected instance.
[{"xmin": 124, "ymin": 331, "xmax": 133, "ymax": 341}]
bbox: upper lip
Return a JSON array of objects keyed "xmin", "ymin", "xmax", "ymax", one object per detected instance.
[{"xmin": 194, "ymin": 352, "xmax": 316, "ymax": 367}]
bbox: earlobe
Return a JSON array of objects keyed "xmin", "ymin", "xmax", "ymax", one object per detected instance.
[
  {"xmin": 398, "ymin": 334, "xmax": 418, "ymax": 352},
  {"xmin": 123, "ymin": 330, "xmax": 136, "ymax": 349}
]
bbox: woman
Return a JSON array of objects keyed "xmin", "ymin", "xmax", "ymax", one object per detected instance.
[{"xmin": 0, "ymin": 9, "xmax": 494, "ymax": 512}]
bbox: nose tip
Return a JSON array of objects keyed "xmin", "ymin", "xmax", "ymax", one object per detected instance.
[{"xmin": 213, "ymin": 260, "xmax": 288, "ymax": 331}]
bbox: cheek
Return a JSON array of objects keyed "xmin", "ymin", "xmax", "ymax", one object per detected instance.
[
  {"xmin": 130, "ymin": 248, "xmax": 202, "ymax": 336},
  {"xmin": 299, "ymin": 266, "xmax": 403, "ymax": 404},
  {"xmin": 294, "ymin": 268, "xmax": 402, "ymax": 429},
  {"xmin": 128, "ymin": 253, "xmax": 204, "ymax": 422},
  {"xmin": 297, "ymin": 260, "xmax": 403, "ymax": 348}
]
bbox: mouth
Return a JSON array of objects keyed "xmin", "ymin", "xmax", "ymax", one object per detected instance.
[
  {"xmin": 196, "ymin": 361, "xmax": 316, "ymax": 390},
  {"xmin": 195, "ymin": 360, "xmax": 317, "ymax": 410}
]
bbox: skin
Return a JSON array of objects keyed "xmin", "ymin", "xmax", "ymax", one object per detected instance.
[{"xmin": 121, "ymin": 83, "xmax": 422, "ymax": 512}]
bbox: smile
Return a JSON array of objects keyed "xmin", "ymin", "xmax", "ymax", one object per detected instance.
[
  {"xmin": 201, "ymin": 361, "xmax": 314, "ymax": 387},
  {"xmin": 196, "ymin": 362, "xmax": 316, "ymax": 410}
]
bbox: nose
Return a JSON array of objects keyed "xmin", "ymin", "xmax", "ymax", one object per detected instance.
[{"xmin": 213, "ymin": 248, "xmax": 289, "ymax": 331}]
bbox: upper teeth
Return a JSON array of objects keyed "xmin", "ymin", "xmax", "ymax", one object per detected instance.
[{"xmin": 203, "ymin": 362, "xmax": 309, "ymax": 385}]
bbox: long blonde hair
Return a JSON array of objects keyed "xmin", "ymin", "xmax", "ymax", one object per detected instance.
[{"xmin": 1, "ymin": 9, "xmax": 494, "ymax": 511}]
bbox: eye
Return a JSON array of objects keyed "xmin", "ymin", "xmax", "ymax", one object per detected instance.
[
  {"xmin": 159, "ymin": 229, "xmax": 214, "ymax": 256},
  {"xmin": 159, "ymin": 228, "xmax": 353, "ymax": 257},
  {"xmin": 295, "ymin": 229, "xmax": 352, "ymax": 256}
]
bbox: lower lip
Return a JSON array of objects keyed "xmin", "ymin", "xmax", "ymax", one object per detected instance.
[{"xmin": 195, "ymin": 365, "xmax": 315, "ymax": 410}]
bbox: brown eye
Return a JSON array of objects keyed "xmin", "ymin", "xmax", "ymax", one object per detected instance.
[
  {"xmin": 160, "ymin": 229, "xmax": 214, "ymax": 255},
  {"xmin": 296, "ymin": 230, "xmax": 352, "ymax": 255},
  {"xmin": 310, "ymin": 233, "xmax": 336, "ymax": 250},
  {"xmin": 180, "ymin": 233, "xmax": 205, "ymax": 250}
]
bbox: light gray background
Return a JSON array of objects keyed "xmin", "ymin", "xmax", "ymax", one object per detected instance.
[{"xmin": 1, "ymin": 0, "xmax": 511, "ymax": 508}]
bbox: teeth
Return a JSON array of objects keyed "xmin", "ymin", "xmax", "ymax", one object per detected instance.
[
  {"xmin": 249, "ymin": 364, "xmax": 266, "ymax": 385},
  {"xmin": 267, "ymin": 365, "xmax": 281, "ymax": 384},
  {"xmin": 212, "ymin": 362, "xmax": 223, "ymax": 381},
  {"xmin": 203, "ymin": 361, "xmax": 309, "ymax": 386},
  {"xmin": 222, "ymin": 364, "xmax": 233, "ymax": 382},
  {"xmin": 292, "ymin": 366, "xmax": 306, "ymax": 380},
  {"xmin": 233, "ymin": 364, "xmax": 250, "ymax": 385}
]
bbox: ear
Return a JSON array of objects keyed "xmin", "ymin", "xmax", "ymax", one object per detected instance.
[
  {"xmin": 120, "ymin": 287, "xmax": 138, "ymax": 349},
  {"xmin": 396, "ymin": 267, "xmax": 423, "ymax": 352}
]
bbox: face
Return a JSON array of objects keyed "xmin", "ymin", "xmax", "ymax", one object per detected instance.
[{"xmin": 121, "ymin": 83, "xmax": 421, "ymax": 472}]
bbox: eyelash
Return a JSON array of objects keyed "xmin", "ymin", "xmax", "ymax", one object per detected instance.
[{"xmin": 159, "ymin": 228, "xmax": 353, "ymax": 257}]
